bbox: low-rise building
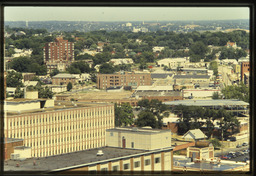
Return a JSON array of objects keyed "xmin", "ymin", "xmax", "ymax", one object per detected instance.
[
  {"xmin": 109, "ymin": 58, "xmax": 134, "ymax": 66},
  {"xmin": 4, "ymin": 146, "xmax": 174, "ymax": 173},
  {"xmin": 182, "ymin": 88, "xmax": 221, "ymax": 99},
  {"xmin": 22, "ymin": 72, "xmax": 36, "ymax": 82},
  {"xmin": 97, "ymin": 71, "xmax": 151, "ymax": 90},
  {"xmin": 52, "ymin": 73, "xmax": 77, "ymax": 85},
  {"xmin": 152, "ymin": 46, "xmax": 165, "ymax": 53},
  {"xmin": 187, "ymin": 141, "xmax": 214, "ymax": 161},
  {"xmin": 106, "ymin": 127, "xmax": 172, "ymax": 150},
  {"xmin": 174, "ymin": 75, "xmax": 211, "ymax": 87},
  {"xmin": 157, "ymin": 58, "xmax": 189, "ymax": 69},
  {"xmin": 182, "ymin": 129, "xmax": 207, "ymax": 142}
]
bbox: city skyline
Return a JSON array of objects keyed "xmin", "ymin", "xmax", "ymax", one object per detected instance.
[{"xmin": 5, "ymin": 7, "xmax": 249, "ymax": 22}]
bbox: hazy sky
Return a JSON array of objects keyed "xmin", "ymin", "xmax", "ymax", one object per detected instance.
[{"xmin": 5, "ymin": 7, "xmax": 249, "ymax": 21}]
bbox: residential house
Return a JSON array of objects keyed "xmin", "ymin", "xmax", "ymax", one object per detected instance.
[{"xmin": 182, "ymin": 129, "xmax": 207, "ymax": 142}]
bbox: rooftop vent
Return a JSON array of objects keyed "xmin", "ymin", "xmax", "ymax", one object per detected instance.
[
  {"xmin": 96, "ymin": 150, "xmax": 104, "ymax": 156},
  {"xmin": 132, "ymin": 127, "xmax": 138, "ymax": 131}
]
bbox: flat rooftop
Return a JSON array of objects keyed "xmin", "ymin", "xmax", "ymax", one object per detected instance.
[
  {"xmin": 164, "ymin": 99, "xmax": 249, "ymax": 107},
  {"xmin": 73, "ymin": 91, "xmax": 133, "ymax": 100},
  {"xmin": 6, "ymin": 101, "xmax": 113, "ymax": 116},
  {"xmin": 4, "ymin": 147, "xmax": 147, "ymax": 172},
  {"xmin": 107, "ymin": 127, "xmax": 172, "ymax": 134}
]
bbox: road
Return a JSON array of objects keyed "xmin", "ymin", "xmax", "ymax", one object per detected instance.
[{"xmin": 218, "ymin": 65, "xmax": 233, "ymax": 87}]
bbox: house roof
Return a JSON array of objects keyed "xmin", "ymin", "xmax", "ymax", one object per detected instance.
[
  {"xmin": 24, "ymin": 81, "xmax": 38, "ymax": 87},
  {"xmin": 52, "ymin": 74, "xmax": 76, "ymax": 79},
  {"xmin": 173, "ymin": 75, "xmax": 210, "ymax": 79},
  {"xmin": 182, "ymin": 129, "xmax": 206, "ymax": 140},
  {"xmin": 151, "ymin": 73, "xmax": 173, "ymax": 79}
]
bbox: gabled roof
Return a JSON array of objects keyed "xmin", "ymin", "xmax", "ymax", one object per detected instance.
[{"xmin": 182, "ymin": 129, "xmax": 206, "ymax": 140}]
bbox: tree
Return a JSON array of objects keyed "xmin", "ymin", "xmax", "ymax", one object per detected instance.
[
  {"xmin": 189, "ymin": 41, "xmax": 210, "ymax": 62},
  {"xmin": 99, "ymin": 63, "xmax": 116, "ymax": 74},
  {"xmin": 67, "ymin": 61, "xmax": 91, "ymax": 74},
  {"xmin": 221, "ymin": 83, "xmax": 249, "ymax": 102},
  {"xmin": 212, "ymin": 92, "xmax": 221, "ymax": 99},
  {"xmin": 14, "ymin": 86, "xmax": 24, "ymax": 98},
  {"xmin": 50, "ymin": 69, "xmax": 60, "ymax": 77},
  {"xmin": 114, "ymin": 103, "xmax": 134, "ymax": 127},
  {"xmin": 137, "ymin": 99, "xmax": 168, "ymax": 129},
  {"xmin": 38, "ymin": 86, "xmax": 54, "ymax": 99},
  {"xmin": 67, "ymin": 82, "xmax": 73, "ymax": 91},
  {"xmin": 6, "ymin": 71, "xmax": 23, "ymax": 87},
  {"xmin": 209, "ymin": 61, "xmax": 218, "ymax": 76},
  {"xmin": 209, "ymin": 138, "xmax": 222, "ymax": 149},
  {"xmin": 135, "ymin": 111, "xmax": 157, "ymax": 128}
]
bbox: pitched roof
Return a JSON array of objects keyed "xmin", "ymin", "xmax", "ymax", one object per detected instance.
[{"xmin": 182, "ymin": 129, "xmax": 206, "ymax": 140}]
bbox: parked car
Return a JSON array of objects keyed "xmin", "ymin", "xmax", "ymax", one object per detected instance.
[
  {"xmin": 242, "ymin": 142, "xmax": 248, "ymax": 146},
  {"xmin": 236, "ymin": 144, "xmax": 242, "ymax": 148},
  {"xmin": 243, "ymin": 157, "xmax": 249, "ymax": 162},
  {"xmin": 227, "ymin": 153, "xmax": 235, "ymax": 158},
  {"xmin": 243, "ymin": 149, "xmax": 249, "ymax": 154},
  {"xmin": 220, "ymin": 155, "xmax": 231, "ymax": 160},
  {"xmin": 239, "ymin": 151, "xmax": 245, "ymax": 156},
  {"xmin": 235, "ymin": 152, "xmax": 242, "ymax": 157}
]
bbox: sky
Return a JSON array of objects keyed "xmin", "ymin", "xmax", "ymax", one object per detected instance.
[{"xmin": 4, "ymin": 7, "xmax": 249, "ymax": 22}]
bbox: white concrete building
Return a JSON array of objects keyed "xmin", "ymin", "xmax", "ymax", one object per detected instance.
[
  {"xmin": 106, "ymin": 127, "xmax": 172, "ymax": 150},
  {"xmin": 157, "ymin": 58, "xmax": 189, "ymax": 68}
]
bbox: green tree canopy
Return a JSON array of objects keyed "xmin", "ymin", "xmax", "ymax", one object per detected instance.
[
  {"xmin": 135, "ymin": 111, "xmax": 157, "ymax": 129},
  {"xmin": 67, "ymin": 82, "xmax": 73, "ymax": 91},
  {"xmin": 6, "ymin": 71, "xmax": 23, "ymax": 87},
  {"xmin": 114, "ymin": 103, "xmax": 134, "ymax": 127},
  {"xmin": 221, "ymin": 83, "xmax": 249, "ymax": 102}
]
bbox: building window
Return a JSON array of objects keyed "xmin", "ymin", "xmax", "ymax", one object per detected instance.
[
  {"xmin": 145, "ymin": 159, "xmax": 150, "ymax": 166},
  {"xmin": 110, "ymin": 132, "xmax": 113, "ymax": 136},
  {"xmin": 155, "ymin": 157, "xmax": 160, "ymax": 164},
  {"xmin": 124, "ymin": 163, "xmax": 129, "ymax": 170},
  {"xmin": 101, "ymin": 168, "xmax": 108, "ymax": 172},
  {"xmin": 131, "ymin": 142, "xmax": 134, "ymax": 148},
  {"xmin": 134, "ymin": 161, "xmax": 140, "ymax": 168}
]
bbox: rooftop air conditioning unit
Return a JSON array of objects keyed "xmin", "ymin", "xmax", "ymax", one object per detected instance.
[
  {"xmin": 11, "ymin": 153, "xmax": 20, "ymax": 160},
  {"xmin": 96, "ymin": 150, "xmax": 104, "ymax": 156}
]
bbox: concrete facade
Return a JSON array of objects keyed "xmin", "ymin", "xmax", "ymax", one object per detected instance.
[
  {"xmin": 5, "ymin": 102, "xmax": 115, "ymax": 158},
  {"xmin": 106, "ymin": 127, "xmax": 172, "ymax": 150}
]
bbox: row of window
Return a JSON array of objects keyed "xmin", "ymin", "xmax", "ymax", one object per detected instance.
[
  {"xmin": 9, "ymin": 109, "xmax": 113, "ymax": 127},
  {"xmin": 10, "ymin": 128, "xmax": 106, "ymax": 139},
  {"xmin": 100, "ymin": 158, "xmax": 160, "ymax": 171}
]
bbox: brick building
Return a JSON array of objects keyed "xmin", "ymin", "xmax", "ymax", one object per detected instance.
[
  {"xmin": 97, "ymin": 71, "xmax": 152, "ymax": 90},
  {"xmin": 5, "ymin": 100, "xmax": 115, "ymax": 158},
  {"xmin": 4, "ymin": 138, "xmax": 24, "ymax": 160},
  {"xmin": 22, "ymin": 72, "xmax": 36, "ymax": 82},
  {"xmin": 43, "ymin": 36, "xmax": 74, "ymax": 73},
  {"xmin": 51, "ymin": 73, "xmax": 77, "ymax": 85},
  {"xmin": 241, "ymin": 61, "xmax": 250, "ymax": 82}
]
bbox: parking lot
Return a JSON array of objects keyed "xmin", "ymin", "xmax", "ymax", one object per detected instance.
[{"xmin": 216, "ymin": 146, "xmax": 250, "ymax": 162}]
